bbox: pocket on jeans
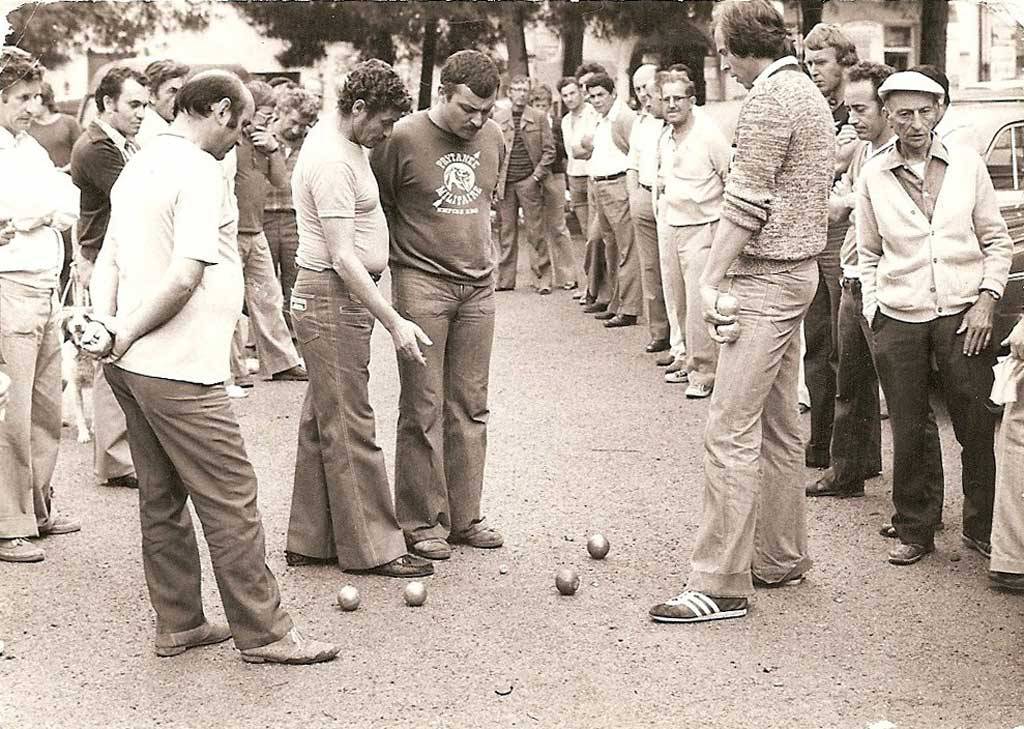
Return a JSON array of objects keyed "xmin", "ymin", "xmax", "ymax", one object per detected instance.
[{"xmin": 289, "ymin": 295, "xmax": 320, "ymax": 345}]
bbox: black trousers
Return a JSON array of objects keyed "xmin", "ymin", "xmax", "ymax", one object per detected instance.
[
  {"xmin": 804, "ymin": 243, "xmax": 842, "ymax": 466},
  {"xmin": 829, "ymin": 279, "xmax": 882, "ymax": 484},
  {"xmin": 872, "ymin": 311, "xmax": 997, "ymax": 547}
]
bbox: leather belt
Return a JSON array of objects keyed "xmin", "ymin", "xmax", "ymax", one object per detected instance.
[
  {"xmin": 639, "ymin": 183, "xmax": 653, "ymax": 192},
  {"xmin": 591, "ymin": 172, "xmax": 625, "ymax": 182},
  {"xmin": 840, "ymin": 277, "xmax": 861, "ymax": 289}
]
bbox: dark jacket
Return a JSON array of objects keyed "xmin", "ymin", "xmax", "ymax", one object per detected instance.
[
  {"xmin": 494, "ymin": 104, "xmax": 555, "ymax": 191},
  {"xmin": 70, "ymin": 122, "xmax": 125, "ymax": 262}
]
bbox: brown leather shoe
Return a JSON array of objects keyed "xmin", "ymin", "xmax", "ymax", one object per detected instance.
[
  {"xmin": 594, "ymin": 311, "xmax": 616, "ymax": 321},
  {"xmin": 604, "ymin": 314, "xmax": 637, "ymax": 328},
  {"xmin": 409, "ymin": 537, "xmax": 452, "ymax": 560},
  {"xmin": 155, "ymin": 620, "xmax": 232, "ymax": 657},
  {"xmin": 240, "ymin": 628, "xmax": 339, "ymax": 665},
  {"xmin": 285, "ymin": 551, "xmax": 334, "ymax": 567},
  {"xmin": 888, "ymin": 542, "xmax": 933, "ymax": 565},
  {"xmin": 449, "ymin": 521, "xmax": 504, "ymax": 549},
  {"xmin": 805, "ymin": 469, "xmax": 864, "ymax": 498},
  {"xmin": 346, "ymin": 554, "xmax": 435, "ymax": 578}
]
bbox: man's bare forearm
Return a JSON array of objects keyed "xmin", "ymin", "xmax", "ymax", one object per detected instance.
[{"xmin": 700, "ymin": 217, "xmax": 755, "ymax": 288}]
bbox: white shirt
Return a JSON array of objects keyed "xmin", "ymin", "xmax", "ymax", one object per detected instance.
[
  {"xmin": 137, "ymin": 108, "xmax": 236, "ymax": 189},
  {"xmin": 655, "ymin": 110, "xmax": 731, "ymax": 227},
  {"xmin": 752, "ymin": 56, "xmax": 801, "ymax": 88},
  {"xmin": 561, "ymin": 103, "xmax": 600, "ymax": 178},
  {"xmin": 107, "ymin": 134, "xmax": 244, "ymax": 385},
  {"xmin": 627, "ymin": 112, "xmax": 664, "ymax": 187},
  {"xmin": 0, "ymin": 127, "xmax": 79, "ymax": 289},
  {"xmin": 589, "ymin": 100, "xmax": 630, "ymax": 178}
]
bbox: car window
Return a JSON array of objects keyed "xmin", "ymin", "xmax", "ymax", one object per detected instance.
[{"xmin": 987, "ymin": 123, "xmax": 1024, "ymax": 191}]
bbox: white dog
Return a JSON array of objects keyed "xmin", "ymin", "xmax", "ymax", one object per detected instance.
[{"xmin": 61, "ymin": 306, "xmax": 96, "ymax": 443}]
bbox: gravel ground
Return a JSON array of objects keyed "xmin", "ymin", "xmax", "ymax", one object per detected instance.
[{"xmin": 2, "ymin": 266, "xmax": 1023, "ymax": 729}]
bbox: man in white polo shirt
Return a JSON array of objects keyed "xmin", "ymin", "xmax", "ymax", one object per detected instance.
[
  {"xmin": 88, "ymin": 70, "xmax": 338, "ymax": 664},
  {"xmin": 584, "ymin": 72, "xmax": 638, "ymax": 329}
]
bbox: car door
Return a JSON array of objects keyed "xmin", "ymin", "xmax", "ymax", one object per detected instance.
[{"xmin": 985, "ymin": 121, "xmax": 1024, "ymax": 335}]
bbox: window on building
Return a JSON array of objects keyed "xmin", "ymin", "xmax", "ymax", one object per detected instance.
[
  {"xmin": 987, "ymin": 123, "xmax": 1024, "ymax": 191},
  {"xmin": 884, "ymin": 25, "xmax": 914, "ymax": 71}
]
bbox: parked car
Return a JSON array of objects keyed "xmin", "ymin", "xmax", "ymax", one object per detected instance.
[
  {"xmin": 941, "ymin": 88, "xmax": 1024, "ymax": 341},
  {"xmin": 76, "ymin": 57, "xmax": 251, "ymax": 127}
]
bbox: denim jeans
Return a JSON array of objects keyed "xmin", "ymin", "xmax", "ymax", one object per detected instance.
[
  {"xmin": 687, "ymin": 260, "xmax": 818, "ymax": 597},
  {"xmin": 286, "ymin": 269, "xmax": 407, "ymax": 569},
  {"xmin": 263, "ymin": 209, "xmax": 300, "ymax": 328},
  {"xmin": 0, "ymin": 278, "xmax": 61, "ymax": 538},
  {"xmin": 390, "ymin": 267, "xmax": 495, "ymax": 542}
]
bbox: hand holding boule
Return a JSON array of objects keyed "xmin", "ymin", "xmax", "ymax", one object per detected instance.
[{"xmin": 80, "ymin": 320, "xmax": 113, "ymax": 358}]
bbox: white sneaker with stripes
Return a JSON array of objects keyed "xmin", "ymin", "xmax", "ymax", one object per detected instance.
[{"xmin": 649, "ymin": 590, "xmax": 748, "ymax": 623}]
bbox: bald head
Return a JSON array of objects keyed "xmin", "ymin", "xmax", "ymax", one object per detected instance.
[
  {"xmin": 174, "ymin": 69, "xmax": 252, "ymax": 128},
  {"xmin": 633, "ymin": 64, "xmax": 658, "ymax": 108}
]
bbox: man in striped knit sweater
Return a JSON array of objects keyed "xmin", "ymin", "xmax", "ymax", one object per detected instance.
[{"xmin": 650, "ymin": 0, "xmax": 834, "ymax": 623}]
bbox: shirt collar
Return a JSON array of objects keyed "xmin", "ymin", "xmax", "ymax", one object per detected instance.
[
  {"xmin": 867, "ymin": 134, "xmax": 897, "ymax": 158},
  {"xmin": 753, "ymin": 55, "xmax": 800, "ymax": 88},
  {"xmin": 880, "ymin": 133, "xmax": 950, "ymax": 171},
  {"xmin": 94, "ymin": 117, "xmax": 130, "ymax": 155},
  {"xmin": 0, "ymin": 125, "xmax": 24, "ymax": 151}
]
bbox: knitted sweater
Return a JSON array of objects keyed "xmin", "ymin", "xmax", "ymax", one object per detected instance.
[{"xmin": 722, "ymin": 67, "xmax": 835, "ymax": 275}]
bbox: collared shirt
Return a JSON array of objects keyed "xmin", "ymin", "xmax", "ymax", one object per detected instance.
[
  {"xmin": 93, "ymin": 117, "xmax": 137, "ymax": 161},
  {"xmin": 856, "ymin": 135, "xmax": 1013, "ymax": 323},
  {"xmin": 837, "ymin": 135, "xmax": 895, "ymax": 278},
  {"xmin": 655, "ymin": 109, "xmax": 731, "ymax": 227},
  {"xmin": 589, "ymin": 100, "xmax": 630, "ymax": 178},
  {"xmin": 626, "ymin": 112, "xmax": 664, "ymax": 187},
  {"xmin": 265, "ymin": 139, "xmax": 302, "ymax": 212},
  {"xmin": 562, "ymin": 104, "xmax": 600, "ymax": 178},
  {"xmin": 752, "ymin": 56, "xmax": 801, "ymax": 88},
  {"xmin": 0, "ymin": 127, "xmax": 79, "ymax": 289}
]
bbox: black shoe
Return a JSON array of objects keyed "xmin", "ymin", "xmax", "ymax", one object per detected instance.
[
  {"xmin": 594, "ymin": 311, "xmax": 616, "ymax": 321},
  {"xmin": 604, "ymin": 314, "xmax": 637, "ymax": 328},
  {"xmin": 880, "ymin": 522, "xmax": 944, "ymax": 539},
  {"xmin": 990, "ymin": 571, "xmax": 1024, "ymax": 592},
  {"xmin": 104, "ymin": 475, "xmax": 139, "ymax": 489},
  {"xmin": 582, "ymin": 302, "xmax": 607, "ymax": 314},
  {"xmin": 346, "ymin": 554, "xmax": 435, "ymax": 578},
  {"xmin": 271, "ymin": 365, "xmax": 308, "ymax": 382},
  {"xmin": 644, "ymin": 339, "xmax": 670, "ymax": 353},
  {"xmin": 962, "ymin": 533, "xmax": 992, "ymax": 558},
  {"xmin": 656, "ymin": 354, "xmax": 676, "ymax": 367},
  {"xmin": 805, "ymin": 469, "xmax": 864, "ymax": 498},
  {"xmin": 285, "ymin": 551, "xmax": 334, "ymax": 566}
]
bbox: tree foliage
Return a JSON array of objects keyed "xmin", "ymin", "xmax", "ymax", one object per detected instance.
[{"xmin": 5, "ymin": 1, "xmax": 209, "ymax": 68}]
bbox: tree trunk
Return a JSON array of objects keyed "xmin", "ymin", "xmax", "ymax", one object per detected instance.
[
  {"xmin": 501, "ymin": 3, "xmax": 530, "ymax": 77},
  {"xmin": 800, "ymin": 1, "xmax": 824, "ymax": 37},
  {"xmin": 560, "ymin": 1, "xmax": 585, "ymax": 77},
  {"xmin": 919, "ymin": 0, "xmax": 949, "ymax": 71},
  {"xmin": 369, "ymin": 28, "xmax": 396, "ymax": 65},
  {"xmin": 418, "ymin": 15, "xmax": 438, "ymax": 110}
]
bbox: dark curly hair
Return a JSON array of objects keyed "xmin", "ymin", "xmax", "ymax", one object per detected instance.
[
  {"xmin": 0, "ymin": 46, "xmax": 43, "ymax": 96},
  {"xmin": 583, "ymin": 72, "xmax": 615, "ymax": 95},
  {"xmin": 804, "ymin": 24, "xmax": 859, "ymax": 67},
  {"xmin": 575, "ymin": 62, "xmax": 607, "ymax": 81},
  {"xmin": 275, "ymin": 87, "xmax": 320, "ymax": 125},
  {"xmin": 338, "ymin": 59, "xmax": 412, "ymax": 116},
  {"xmin": 439, "ymin": 50, "xmax": 499, "ymax": 100},
  {"xmin": 713, "ymin": 0, "xmax": 791, "ymax": 61},
  {"xmin": 846, "ymin": 61, "xmax": 896, "ymax": 105},
  {"xmin": 96, "ymin": 66, "xmax": 149, "ymax": 113}
]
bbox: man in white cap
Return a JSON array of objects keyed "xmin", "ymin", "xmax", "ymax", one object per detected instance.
[{"xmin": 857, "ymin": 70, "xmax": 1012, "ymax": 566}]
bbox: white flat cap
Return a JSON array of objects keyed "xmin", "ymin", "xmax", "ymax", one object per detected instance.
[{"xmin": 878, "ymin": 71, "xmax": 945, "ymax": 99}]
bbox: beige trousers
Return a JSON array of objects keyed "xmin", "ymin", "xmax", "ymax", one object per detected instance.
[
  {"xmin": 687, "ymin": 260, "xmax": 817, "ymax": 597},
  {"xmin": 992, "ymin": 397, "xmax": 1024, "ymax": 574}
]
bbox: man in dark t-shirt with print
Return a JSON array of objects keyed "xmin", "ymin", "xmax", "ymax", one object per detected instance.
[{"xmin": 371, "ymin": 50, "xmax": 506, "ymax": 561}]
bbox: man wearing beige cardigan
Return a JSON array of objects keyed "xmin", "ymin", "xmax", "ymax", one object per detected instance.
[{"xmin": 857, "ymin": 71, "xmax": 1012, "ymax": 567}]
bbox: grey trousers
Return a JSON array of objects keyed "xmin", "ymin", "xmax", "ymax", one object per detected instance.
[
  {"xmin": 105, "ymin": 364, "xmax": 292, "ymax": 650},
  {"xmin": 628, "ymin": 186, "xmax": 669, "ymax": 341},
  {"xmin": 92, "ymin": 364, "xmax": 134, "ymax": 482},
  {"xmin": 592, "ymin": 177, "xmax": 641, "ymax": 317},
  {"xmin": 687, "ymin": 260, "xmax": 818, "ymax": 597}
]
